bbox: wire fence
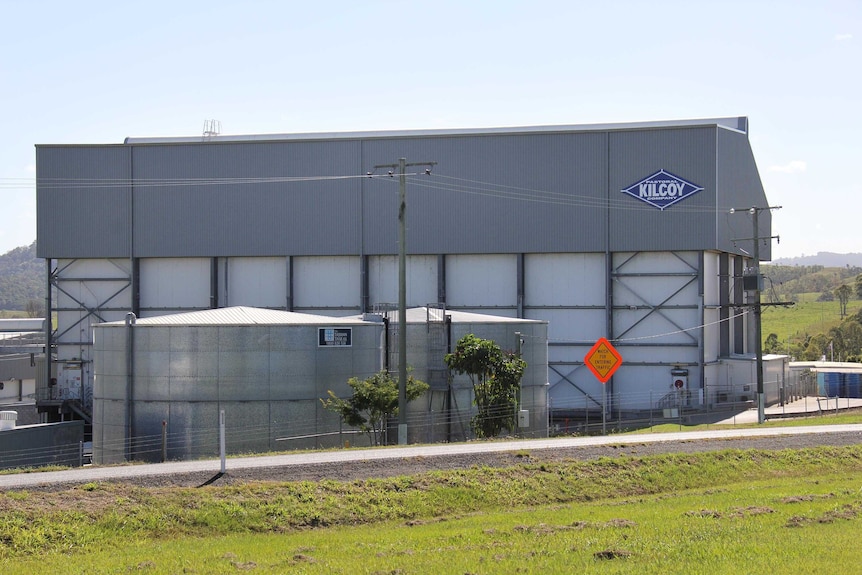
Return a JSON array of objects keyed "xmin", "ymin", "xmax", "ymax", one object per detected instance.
[
  {"xmin": 1, "ymin": 387, "xmax": 858, "ymax": 471},
  {"xmin": 0, "ymin": 438, "xmax": 87, "ymax": 470}
]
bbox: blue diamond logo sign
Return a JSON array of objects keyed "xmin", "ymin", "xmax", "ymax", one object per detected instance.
[{"xmin": 621, "ymin": 169, "xmax": 704, "ymax": 211}]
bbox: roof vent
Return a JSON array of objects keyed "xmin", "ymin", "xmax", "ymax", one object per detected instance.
[{"xmin": 202, "ymin": 119, "xmax": 221, "ymax": 141}]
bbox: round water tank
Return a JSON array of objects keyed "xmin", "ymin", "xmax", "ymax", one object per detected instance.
[{"xmin": 0, "ymin": 410, "xmax": 17, "ymax": 431}]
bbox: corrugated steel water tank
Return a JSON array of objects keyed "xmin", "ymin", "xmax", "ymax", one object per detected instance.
[
  {"xmin": 395, "ymin": 307, "xmax": 549, "ymax": 443},
  {"xmin": 819, "ymin": 372, "xmax": 843, "ymax": 397},
  {"xmin": 0, "ymin": 411, "xmax": 17, "ymax": 431},
  {"xmin": 92, "ymin": 307, "xmax": 384, "ymax": 463},
  {"xmin": 844, "ymin": 373, "xmax": 861, "ymax": 399}
]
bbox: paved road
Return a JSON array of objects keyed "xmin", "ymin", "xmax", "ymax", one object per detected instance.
[{"xmin": 2, "ymin": 423, "xmax": 861, "ymax": 490}]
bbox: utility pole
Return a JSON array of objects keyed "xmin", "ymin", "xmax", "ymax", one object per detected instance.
[
  {"xmin": 372, "ymin": 158, "xmax": 436, "ymax": 445},
  {"xmin": 729, "ymin": 205, "xmax": 782, "ymax": 424}
]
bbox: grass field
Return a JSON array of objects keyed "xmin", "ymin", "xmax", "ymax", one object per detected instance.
[
  {"xmin": 0, "ymin": 310, "xmax": 26, "ymax": 319},
  {"xmin": 2, "ymin": 446, "xmax": 861, "ymax": 574},
  {"xmin": 760, "ymin": 294, "xmax": 862, "ymax": 346},
  {"xmin": 632, "ymin": 411, "xmax": 862, "ymax": 434}
]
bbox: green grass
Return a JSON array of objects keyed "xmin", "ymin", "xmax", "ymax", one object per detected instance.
[
  {"xmin": 2, "ymin": 447, "xmax": 861, "ymax": 573},
  {"xmin": 630, "ymin": 410, "xmax": 862, "ymax": 434},
  {"xmin": 761, "ymin": 294, "xmax": 862, "ymax": 346},
  {"xmin": 0, "ymin": 464, "xmax": 71, "ymax": 476},
  {"xmin": 0, "ymin": 310, "xmax": 26, "ymax": 319}
]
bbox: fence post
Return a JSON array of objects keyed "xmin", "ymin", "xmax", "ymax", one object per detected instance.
[
  {"xmin": 584, "ymin": 395, "xmax": 589, "ymax": 433},
  {"xmin": 649, "ymin": 390, "xmax": 653, "ymax": 429},
  {"xmin": 161, "ymin": 420, "xmax": 167, "ymax": 463},
  {"xmin": 219, "ymin": 409, "xmax": 226, "ymax": 474}
]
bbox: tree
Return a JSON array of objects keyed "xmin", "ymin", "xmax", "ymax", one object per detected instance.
[
  {"xmin": 445, "ymin": 334, "xmax": 527, "ymax": 439},
  {"xmin": 801, "ymin": 333, "xmax": 830, "ymax": 361},
  {"xmin": 856, "ymin": 274, "xmax": 862, "ymax": 299},
  {"xmin": 836, "ymin": 284, "xmax": 852, "ymax": 317},
  {"xmin": 840, "ymin": 320, "xmax": 862, "ymax": 362},
  {"xmin": 764, "ymin": 333, "xmax": 781, "ymax": 354},
  {"xmin": 827, "ymin": 326, "xmax": 845, "ymax": 361},
  {"xmin": 321, "ymin": 370, "xmax": 428, "ymax": 446},
  {"xmin": 25, "ymin": 299, "xmax": 44, "ymax": 318}
]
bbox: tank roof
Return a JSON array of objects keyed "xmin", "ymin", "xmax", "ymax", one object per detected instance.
[{"xmin": 97, "ymin": 306, "xmax": 374, "ymax": 327}]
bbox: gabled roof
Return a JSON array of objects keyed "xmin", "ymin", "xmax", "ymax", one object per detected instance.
[
  {"xmin": 123, "ymin": 117, "xmax": 749, "ymax": 145},
  {"xmin": 351, "ymin": 307, "xmax": 546, "ymax": 325},
  {"xmin": 98, "ymin": 306, "xmax": 374, "ymax": 327},
  {"xmin": 98, "ymin": 306, "xmax": 547, "ymax": 327}
]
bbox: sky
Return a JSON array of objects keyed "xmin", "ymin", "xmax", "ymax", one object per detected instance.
[{"xmin": 0, "ymin": 0, "xmax": 859, "ymax": 260}]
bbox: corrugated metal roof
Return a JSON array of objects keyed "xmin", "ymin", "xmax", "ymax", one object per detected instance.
[
  {"xmin": 98, "ymin": 306, "xmax": 547, "ymax": 328},
  {"xmin": 790, "ymin": 361, "xmax": 862, "ymax": 374},
  {"xmin": 99, "ymin": 306, "xmax": 374, "ymax": 327},
  {"xmin": 123, "ymin": 117, "xmax": 748, "ymax": 145},
  {"xmin": 354, "ymin": 307, "xmax": 546, "ymax": 325},
  {"xmin": 0, "ymin": 319, "xmax": 45, "ymax": 332}
]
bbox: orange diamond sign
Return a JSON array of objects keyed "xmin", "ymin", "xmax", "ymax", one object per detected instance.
[{"xmin": 584, "ymin": 337, "xmax": 622, "ymax": 383}]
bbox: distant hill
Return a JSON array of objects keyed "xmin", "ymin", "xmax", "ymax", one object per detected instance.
[
  {"xmin": 769, "ymin": 252, "xmax": 862, "ymax": 268},
  {"xmin": 0, "ymin": 241, "xmax": 44, "ymax": 312}
]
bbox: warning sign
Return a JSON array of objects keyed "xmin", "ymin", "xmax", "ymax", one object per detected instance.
[{"xmin": 584, "ymin": 337, "xmax": 622, "ymax": 383}]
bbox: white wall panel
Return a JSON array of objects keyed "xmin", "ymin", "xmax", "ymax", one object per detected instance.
[
  {"xmin": 703, "ymin": 252, "xmax": 720, "ymax": 362},
  {"xmin": 528, "ymin": 309, "xmax": 605, "ymax": 343},
  {"xmin": 57, "ymin": 258, "xmax": 132, "ymax": 279},
  {"xmin": 524, "ymin": 253, "xmax": 605, "ymax": 306},
  {"xmin": 225, "ymin": 257, "xmax": 287, "ymax": 308},
  {"xmin": 613, "ymin": 276, "xmax": 699, "ymax": 307},
  {"xmin": 613, "ymin": 346, "xmax": 699, "ymax": 365},
  {"xmin": 612, "ymin": 372, "xmax": 675, "ymax": 410},
  {"xmin": 703, "ymin": 306, "xmax": 721, "ymax": 363},
  {"xmin": 729, "ymin": 254, "xmax": 748, "ymax": 353},
  {"xmin": 446, "ymin": 254, "xmax": 517, "ymax": 308},
  {"xmin": 703, "ymin": 252, "xmax": 720, "ymax": 306},
  {"xmin": 140, "ymin": 258, "xmax": 210, "ymax": 310},
  {"xmin": 548, "ymin": 344, "xmax": 592, "ymax": 364},
  {"xmin": 293, "ymin": 256, "xmax": 360, "ymax": 309},
  {"xmin": 614, "ymin": 251, "xmax": 698, "ymax": 274},
  {"xmin": 54, "ymin": 259, "xmax": 132, "ymax": 370},
  {"xmin": 368, "ymin": 255, "xmax": 438, "ymax": 308},
  {"xmin": 55, "ymin": 259, "xmax": 131, "ymax": 309},
  {"xmin": 548, "ymin": 370, "xmax": 604, "ymax": 410},
  {"xmin": 614, "ymin": 308, "xmax": 700, "ymax": 344}
]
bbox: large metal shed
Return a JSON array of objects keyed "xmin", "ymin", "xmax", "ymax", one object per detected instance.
[{"xmin": 38, "ymin": 116, "xmax": 773, "ymax": 432}]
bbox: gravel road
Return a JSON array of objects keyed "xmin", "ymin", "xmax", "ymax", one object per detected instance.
[
  {"xmin": 5, "ymin": 425, "xmax": 860, "ymax": 491},
  {"xmin": 191, "ymin": 429, "xmax": 862, "ymax": 486}
]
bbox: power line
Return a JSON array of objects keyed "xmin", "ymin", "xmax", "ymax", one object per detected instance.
[
  {"xmin": 611, "ymin": 309, "xmax": 749, "ymax": 343},
  {"xmin": 403, "ymin": 172, "xmax": 760, "ymax": 215},
  {"xmin": 2, "ymin": 172, "xmax": 765, "ymax": 217}
]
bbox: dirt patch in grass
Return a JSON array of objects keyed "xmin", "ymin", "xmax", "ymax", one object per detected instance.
[
  {"xmin": 0, "ymin": 483, "xmax": 128, "ymax": 516},
  {"xmin": 781, "ymin": 493, "xmax": 835, "ymax": 504},
  {"xmin": 594, "ymin": 549, "xmax": 632, "ymax": 560},
  {"xmin": 786, "ymin": 502, "xmax": 862, "ymax": 527},
  {"xmin": 686, "ymin": 506, "xmax": 774, "ymax": 519}
]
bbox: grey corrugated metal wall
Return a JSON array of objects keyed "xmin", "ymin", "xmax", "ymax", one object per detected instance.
[
  {"xmin": 608, "ymin": 127, "xmax": 717, "ymax": 252},
  {"xmin": 37, "ymin": 122, "xmax": 770, "ymax": 260},
  {"xmin": 716, "ymin": 128, "xmax": 772, "ymax": 260},
  {"xmin": 37, "ymin": 145, "xmax": 131, "ymax": 258}
]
